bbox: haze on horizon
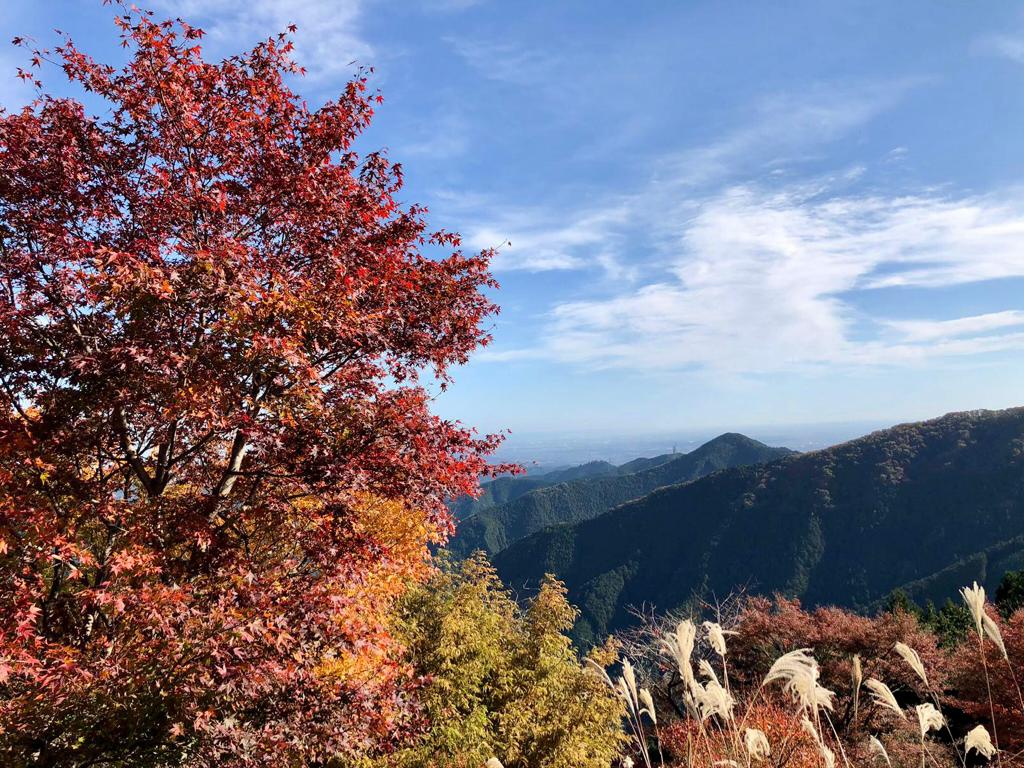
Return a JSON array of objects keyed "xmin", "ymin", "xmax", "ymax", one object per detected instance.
[{"xmin": 7, "ymin": 1, "xmax": 1024, "ymax": 436}]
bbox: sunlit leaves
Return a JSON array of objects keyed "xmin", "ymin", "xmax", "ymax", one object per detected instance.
[{"xmin": 0, "ymin": 3, "xmax": 509, "ymax": 765}]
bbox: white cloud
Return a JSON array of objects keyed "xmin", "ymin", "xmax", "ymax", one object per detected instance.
[
  {"xmin": 451, "ymin": 81, "xmax": 919, "ymax": 275},
  {"xmin": 883, "ymin": 311, "xmax": 1024, "ymax": 342},
  {"xmin": 154, "ymin": 0, "xmax": 372, "ymax": 80},
  {"xmin": 975, "ymin": 32, "xmax": 1024, "ymax": 64},
  {"xmin": 886, "ymin": 146, "xmax": 909, "ymax": 163},
  {"xmin": 484, "ymin": 185, "xmax": 1024, "ymax": 373},
  {"xmin": 423, "ymin": 0, "xmax": 485, "ymax": 11},
  {"xmin": 399, "ymin": 111, "xmax": 470, "ymax": 159},
  {"xmin": 463, "ymin": 77, "xmax": 1024, "ymax": 374}
]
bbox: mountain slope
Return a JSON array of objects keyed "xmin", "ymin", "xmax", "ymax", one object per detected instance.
[
  {"xmin": 450, "ymin": 461, "xmax": 616, "ymax": 520},
  {"xmin": 449, "ymin": 456, "xmax": 683, "ymax": 521},
  {"xmin": 493, "ymin": 408, "xmax": 1024, "ymax": 646},
  {"xmin": 450, "ymin": 433, "xmax": 793, "ymax": 558}
]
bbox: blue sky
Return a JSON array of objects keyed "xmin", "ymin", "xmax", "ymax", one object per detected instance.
[{"xmin": 5, "ymin": 1, "xmax": 1024, "ymax": 440}]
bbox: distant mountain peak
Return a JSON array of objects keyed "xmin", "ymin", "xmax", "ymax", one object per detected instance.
[
  {"xmin": 448, "ymin": 432, "xmax": 791, "ymax": 558},
  {"xmin": 493, "ymin": 406, "xmax": 1024, "ymax": 647}
]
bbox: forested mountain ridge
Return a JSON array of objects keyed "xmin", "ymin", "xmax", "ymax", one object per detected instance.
[
  {"xmin": 449, "ymin": 433, "xmax": 793, "ymax": 558},
  {"xmin": 493, "ymin": 408, "xmax": 1024, "ymax": 646},
  {"xmin": 449, "ymin": 456, "xmax": 677, "ymax": 520}
]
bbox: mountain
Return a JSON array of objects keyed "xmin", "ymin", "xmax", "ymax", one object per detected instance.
[
  {"xmin": 449, "ymin": 460, "xmax": 632, "ymax": 521},
  {"xmin": 449, "ymin": 433, "xmax": 793, "ymax": 558},
  {"xmin": 493, "ymin": 408, "xmax": 1024, "ymax": 647}
]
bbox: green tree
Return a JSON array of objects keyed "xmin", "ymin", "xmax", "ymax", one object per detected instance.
[
  {"xmin": 921, "ymin": 599, "xmax": 973, "ymax": 648},
  {"xmin": 884, "ymin": 589, "xmax": 922, "ymax": 617},
  {"xmin": 996, "ymin": 570, "xmax": 1024, "ymax": 618},
  {"xmin": 886, "ymin": 591, "xmax": 971, "ymax": 648},
  {"xmin": 380, "ymin": 554, "xmax": 625, "ymax": 768}
]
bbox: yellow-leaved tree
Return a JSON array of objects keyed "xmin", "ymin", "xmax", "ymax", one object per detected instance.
[{"xmin": 374, "ymin": 553, "xmax": 626, "ymax": 768}]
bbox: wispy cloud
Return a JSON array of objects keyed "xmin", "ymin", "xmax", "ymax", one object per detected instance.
[
  {"xmin": 663, "ymin": 79, "xmax": 923, "ymax": 188},
  {"xmin": 461, "ymin": 201, "xmax": 634, "ymax": 273},
  {"xmin": 445, "ymin": 37, "xmax": 558, "ymax": 86},
  {"xmin": 484, "ymin": 185, "xmax": 1024, "ymax": 373},
  {"xmin": 423, "ymin": 0, "xmax": 486, "ymax": 12},
  {"xmin": 974, "ymin": 31, "xmax": 1024, "ymax": 64},
  {"xmin": 153, "ymin": 0, "xmax": 373, "ymax": 80},
  {"xmin": 883, "ymin": 311, "xmax": 1024, "ymax": 342},
  {"xmin": 399, "ymin": 111, "xmax": 470, "ymax": 160},
  {"xmin": 449, "ymin": 81, "xmax": 918, "ymax": 275}
]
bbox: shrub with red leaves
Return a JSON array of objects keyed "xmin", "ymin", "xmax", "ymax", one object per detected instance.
[
  {"xmin": 660, "ymin": 703, "xmax": 821, "ymax": 768},
  {"xmin": 728, "ymin": 597, "xmax": 945, "ymax": 735},
  {"xmin": 948, "ymin": 610, "xmax": 1024, "ymax": 753}
]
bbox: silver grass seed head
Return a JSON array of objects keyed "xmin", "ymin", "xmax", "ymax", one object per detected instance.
[
  {"xmin": 661, "ymin": 619, "xmax": 697, "ymax": 690},
  {"xmin": 766, "ymin": 649, "xmax": 834, "ymax": 714},
  {"xmin": 698, "ymin": 658, "xmax": 719, "ymax": 683},
  {"xmin": 622, "ymin": 658, "xmax": 639, "ymax": 709},
  {"xmin": 869, "ymin": 735, "xmax": 892, "ymax": 767},
  {"xmin": 695, "ymin": 678, "xmax": 735, "ymax": 721},
  {"xmin": 982, "ymin": 613, "xmax": 1009, "ymax": 660},
  {"xmin": 961, "ymin": 582, "xmax": 987, "ymax": 636},
  {"xmin": 894, "ymin": 642, "xmax": 928, "ymax": 687},
  {"xmin": 865, "ymin": 678, "xmax": 905, "ymax": 719},
  {"xmin": 965, "ymin": 725, "xmax": 997, "ymax": 760},
  {"xmin": 744, "ymin": 728, "xmax": 771, "ymax": 761},
  {"xmin": 915, "ymin": 702, "xmax": 944, "ymax": 738},
  {"xmin": 638, "ymin": 687, "xmax": 657, "ymax": 725},
  {"xmin": 703, "ymin": 620, "xmax": 735, "ymax": 657}
]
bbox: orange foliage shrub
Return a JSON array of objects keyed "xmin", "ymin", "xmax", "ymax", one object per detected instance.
[
  {"xmin": 727, "ymin": 597, "xmax": 944, "ymax": 735},
  {"xmin": 626, "ymin": 598, "xmax": 973, "ymax": 768},
  {"xmin": 315, "ymin": 495, "xmax": 441, "ymax": 688},
  {"xmin": 660, "ymin": 703, "xmax": 821, "ymax": 768}
]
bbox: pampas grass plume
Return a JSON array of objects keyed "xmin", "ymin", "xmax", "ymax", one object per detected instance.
[
  {"xmin": 744, "ymin": 727, "xmax": 771, "ymax": 761},
  {"xmin": 961, "ymin": 582, "xmax": 987, "ymax": 635},
  {"xmin": 703, "ymin": 620, "xmax": 734, "ymax": 657},
  {"xmin": 639, "ymin": 687, "xmax": 657, "ymax": 725},
  {"xmin": 965, "ymin": 725, "xmax": 997, "ymax": 760},
  {"xmin": 869, "ymin": 735, "xmax": 892, "ymax": 767},
  {"xmin": 894, "ymin": 641, "xmax": 929, "ymax": 687},
  {"xmin": 865, "ymin": 678, "xmax": 904, "ymax": 718},
  {"xmin": 915, "ymin": 702, "xmax": 944, "ymax": 737},
  {"xmin": 662, "ymin": 619, "xmax": 697, "ymax": 689}
]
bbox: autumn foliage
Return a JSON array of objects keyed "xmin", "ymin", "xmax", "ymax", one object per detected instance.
[
  {"xmin": 380, "ymin": 554, "xmax": 625, "ymax": 768},
  {"xmin": 612, "ymin": 593, "xmax": 1024, "ymax": 768},
  {"xmin": 726, "ymin": 596, "xmax": 947, "ymax": 717},
  {"xmin": 660, "ymin": 703, "xmax": 822, "ymax": 768},
  {"xmin": 0, "ymin": 5, "xmax": 508, "ymax": 766},
  {"xmin": 948, "ymin": 610, "xmax": 1024, "ymax": 753}
]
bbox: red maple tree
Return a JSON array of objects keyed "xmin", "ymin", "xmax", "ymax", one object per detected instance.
[{"xmin": 0, "ymin": 5, "xmax": 507, "ymax": 765}]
